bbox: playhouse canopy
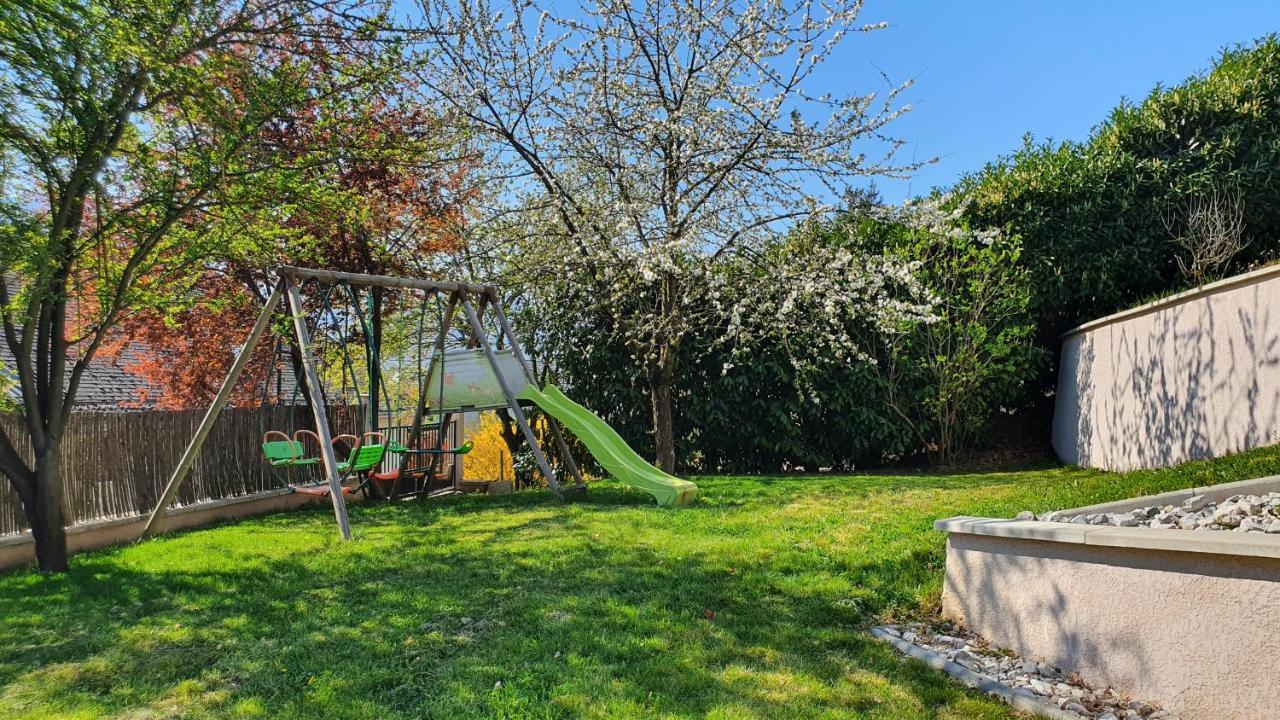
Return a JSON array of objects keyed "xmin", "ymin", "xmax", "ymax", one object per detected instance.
[{"xmin": 424, "ymin": 348, "xmax": 529, "ymax": 412}]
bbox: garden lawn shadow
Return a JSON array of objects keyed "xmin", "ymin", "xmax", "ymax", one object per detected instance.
[{"xmin": 5, "ymin": 444, "xmax": 1280, "ymax": 719}]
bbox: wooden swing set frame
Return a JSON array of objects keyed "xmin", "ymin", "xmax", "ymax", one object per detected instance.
[{"xmin": 141, "ymin": 266, "xmax": 585, "ymax": 540}]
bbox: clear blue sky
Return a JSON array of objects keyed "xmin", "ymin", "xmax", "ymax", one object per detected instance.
[
  {"xmin": 837, "ymin": 1, "xmax": 1280, "ymax": 202},
  {"xmin": 397, "ymin": 1, "xmax": 1279, "ymax": 205}
]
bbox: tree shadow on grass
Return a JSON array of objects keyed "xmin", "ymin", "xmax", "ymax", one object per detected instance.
[
  {"xmin": 418, "ymin": 467, "xmax": 1078, "ymax": 518},
  {"xmin": 0, "ymin": 479, "xmax": 1022, "ymax": 719},
  {"xmin": 14, "ymin": 451, "xmax": 1279, "ymax": 718}
]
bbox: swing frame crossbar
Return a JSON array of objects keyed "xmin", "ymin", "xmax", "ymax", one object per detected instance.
[{"xmin": 140, "ymin": 267, "xmax": 585, "ymax": 540}]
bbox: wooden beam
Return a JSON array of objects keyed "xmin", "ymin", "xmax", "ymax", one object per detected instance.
[
  {"xmin": 490, "ymin": 298, "xmax": 586, "ymax": 489},
  {"xmin": 398, "ymin": 292, "xmax": 459, "ymax": 482},
  {"xmin": 142, "ymin": 283, "xmax": 284, "ymax": 538},
  {"xmin": 459, "ymin": 292, "xmax": 562, "ymax": 497},
  {"xmin": 285, "ymin": 279, "xmax": 353, "ymax": 539},
  {"xmin": 279, "ymin": 265, "xmax": 493, "ymax": 296}
]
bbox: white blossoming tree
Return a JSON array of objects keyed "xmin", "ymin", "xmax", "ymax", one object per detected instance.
[{"xmin": 417, "ymin": 0, "xmax": 925, "ymax": 471}]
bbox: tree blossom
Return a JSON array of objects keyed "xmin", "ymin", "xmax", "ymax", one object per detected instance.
[{"xmin": 416, "ymin": 0, "xmax": 921, "ymax": 471}]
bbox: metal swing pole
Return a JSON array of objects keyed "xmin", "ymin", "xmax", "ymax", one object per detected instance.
[
  {"xmin": 397, "ymin": 291, "xmax": 456, "ymax": 491},
  {"xmin": 429, "ymin": 293, "xmax": 456, "ymax": 484},
  {"xmin": 285, "ymin": 276, "xmax": 353, "ymax": 539},
  {"xmin": 346, "ymin": 283, "xmax": 391, "ymax": 436},
  {"xmin": 459, "ymin": 290, "xmax": 563, "ymax": 498}
]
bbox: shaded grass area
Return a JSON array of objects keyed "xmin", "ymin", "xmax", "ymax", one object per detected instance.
[{"xmin": 4, "ymin": 445, "xmax": 1280, "ymax": 719}]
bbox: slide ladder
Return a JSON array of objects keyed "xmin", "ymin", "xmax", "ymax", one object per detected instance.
[{"xmin": 517, "ymin": 384, "xmax": 697, "ymax": 507}]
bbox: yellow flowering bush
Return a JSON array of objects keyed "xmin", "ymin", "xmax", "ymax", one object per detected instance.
[{"xmin": 463, "ymin": 412, "xmax": 515, "ymax": 482}]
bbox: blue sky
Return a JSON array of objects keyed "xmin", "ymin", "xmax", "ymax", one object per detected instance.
[
  {"xmin": 396, "ymin": 1, "xmax": 1279, "ymax": 205},
  {"xmin": 837, "ymin": 1, "xmax": 1280, "ymax": 202}
]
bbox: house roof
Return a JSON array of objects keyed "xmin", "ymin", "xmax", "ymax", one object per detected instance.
[
  {"xmin": 2, "ymin": 274, "xmax": 169, "ymax": 410},
  {"xmin": 1, "ymin": 337, "xmax": 308, "ymax": 412},
  {"xmin": 1, "ymin": 340, "xmax": 163, "ymax": 411},
  {"xmin": 1, "ymin": 273, "xmax": 302, "ymax": 411}
]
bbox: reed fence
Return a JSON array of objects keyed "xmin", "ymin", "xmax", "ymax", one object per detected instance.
[{"xmin": 0, "ymin": 405, "xmax": 396, "ymax": 536}]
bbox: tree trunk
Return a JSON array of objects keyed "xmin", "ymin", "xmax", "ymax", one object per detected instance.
[
  {"xmin": 646, "ymin": 347, "xmax": 677, "ymax": 474},
  {"xmin": 26, "ymin": 449, "xmax": 69, "ymax": 572}
]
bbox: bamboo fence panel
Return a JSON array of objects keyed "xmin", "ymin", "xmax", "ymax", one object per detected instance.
[{"xmin": 0, "ymin": 405, "xmax": 365, "ymax": 536}]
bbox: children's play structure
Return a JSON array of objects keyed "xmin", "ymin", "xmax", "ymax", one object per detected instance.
[{"xmin": 142, "ymin": 267, "xmax": 696, "ymax": 540}]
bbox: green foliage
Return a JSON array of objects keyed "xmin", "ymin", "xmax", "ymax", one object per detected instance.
[
  {"xmin": 0, "ymin": 0, "xmax": 407, "ymax": 331},
  {"xmin": 871, "ymin": 210, "xmax": 1042, "ymax": 464},
  {"xmin": 525, "ymin": 238, "xmax": 903, "ymax": 474},
  {"xmin": 681, "ymin": 339, "xmax": 902, "ymax": 472},
  {"xmin": 536, "ymin": 205, "xmax": 1038, "ymax": 472},
  {"xmin": 678, "ymin": 219, "xmax": 921, "ymax": 472},
  {"xmin": 959, "ymin": 34, "xmax": 1280, "ymax": 337},
  {"xmin": 496, "ymin": 30, "xmax": 1280, "ymax": 475},
  {"xmin": 0, "ymin": 0, "xmax": 416, "ymax": 570}
]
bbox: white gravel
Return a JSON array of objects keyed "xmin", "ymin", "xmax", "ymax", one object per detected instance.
[
  {"xmin": 1024, "ymin": 492, "xmax": 1280, "ymax": 532},
  {"xmin": 878, "ymin": 623, "xmax": 1173, "ymax": 719}
]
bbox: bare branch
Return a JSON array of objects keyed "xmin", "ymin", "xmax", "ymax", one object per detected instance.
[{"xmin": 1163, "ymin": 184, "xmax": 1249, "ymax": 285}]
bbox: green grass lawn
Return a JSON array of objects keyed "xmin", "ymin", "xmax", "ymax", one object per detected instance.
[{"xmin": 4, "ymin": 447, "xmax": 1280, "ymax": 719}]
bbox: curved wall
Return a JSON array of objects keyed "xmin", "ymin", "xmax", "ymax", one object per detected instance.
[{"xmin": 1053, "ymin": 264, "xmax": 1280, "ymax": 470}]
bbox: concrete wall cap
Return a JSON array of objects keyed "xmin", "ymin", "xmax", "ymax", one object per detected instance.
[
  {"xmin": 1059, "ymin": 261, "xmax": 1280, "ymax": 339},
  {"xmin": 935, "ymin": 515, "xmax": 1280, "ymax": 560},
  {"xmin": 1060, "ymin": 475, "xmax": 1280, "ymax": 517}
]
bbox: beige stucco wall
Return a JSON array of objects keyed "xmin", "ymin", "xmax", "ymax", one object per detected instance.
[
  {"xmin": 1053, "ymin": 264, "xmax": 1280, "ymax": 471},
  {"xmin": 941, "ymin": 531, "xmax": 1280, "ymax": 719}
]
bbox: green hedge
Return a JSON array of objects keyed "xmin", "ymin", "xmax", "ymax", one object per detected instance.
[
  {"xmin": 539, "ymin": 36, "xmax": 1280, "ymax": 471},
  {"xmin": 959, "ymin": 35, "xmax": 1280, "ymax": 338}
]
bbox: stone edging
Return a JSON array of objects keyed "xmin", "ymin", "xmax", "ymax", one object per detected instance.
[
  {"xmin": 0, "ymin": 488, "xmax": 300, "ymax": 549},
  {"xmin": 868, "ymin": 627, "xmax": 1083, "ymax": 720},
  {"xmin": 934, "ymin": 475, "xmax": 1280, "ymax": 560},
  {"xmin": 1062, "ymin": 475, "xmax": 1280, "ymax": 517},
  {"xmin": 933, "ymin": 516, "xmax": 1280, "ymax": 559},
  {"xmin": 0, "ymin": 488, "xmax": 327, "ymax": 571}
]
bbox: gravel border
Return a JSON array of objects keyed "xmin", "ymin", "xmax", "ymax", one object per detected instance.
[
  {"xmin": 871, "ymin": 624, "xmax": 1171, "ymax": 719},
  {"xmin": 870, "ymin": 626, "xmax": 1083, "ymax": 720},
  {"xmin": 1026, "ymin": 491, "xmax": 1280, "ymax": 533}
]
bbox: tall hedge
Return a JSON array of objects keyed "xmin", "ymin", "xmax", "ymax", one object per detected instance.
[
  {"xmin": 959, "ymin": 35, "xmax": 1280, "ymax": 338},
  {"xmin": 531, "ymin": 36, "xmax": 1280, "ymax": 471},
  {"xmin": 540, "ymin": 273, "xmax": 907, "ymax": 474},
  {"xmin": 543, "ymin": 210, "xmax": 1034, "ymax": 473}
]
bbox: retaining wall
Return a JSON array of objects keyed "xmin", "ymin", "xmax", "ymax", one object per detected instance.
[
  {"xmin": 1053, "ymin": 264, "xmax": 1280, "ymax": 471},
  {"xmin": 935, "ymin": 476, "xmax": 1280, "ymax": 719},
  {"xmin": 0, "ymin": 489, "xmax": 323, "ymax": 571}
]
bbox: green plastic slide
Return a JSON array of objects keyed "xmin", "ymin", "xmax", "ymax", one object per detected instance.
[{"xmin": 518, "ymin": 384, "xmax": 698, "ymax": 507}]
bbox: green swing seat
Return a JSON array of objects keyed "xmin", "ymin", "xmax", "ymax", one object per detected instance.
[
  {"xmin": 386, "ymin": 439, "xmax": 475, "ymax": 456},
  {"xmin": 261, "ymin": 432, "xmax": 320, "ymax": 468},
  {"xmin": 262, "ymin": 431, "xmax": 386, "ymax": 498},
  {"xmin": 291, "ymin": 438, "xmax": 385, "ymax": 497},
  {"xmin": 336, "ymin": 442, "xmax": 387, "ymax": 474}
]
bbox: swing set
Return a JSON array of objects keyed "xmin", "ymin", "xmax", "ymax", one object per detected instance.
[
  {"xmin": 141, "ymin": 266, "xmax": 587, "ymax": 540},
  {"xmin": 255, "ymin": 276, "xmax": 473, "ymax": 501}
]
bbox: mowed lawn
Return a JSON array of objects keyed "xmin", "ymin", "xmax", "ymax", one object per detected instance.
[{"xmin": 4, "ymin": 448, "xmax": 1280, "ymax": 719}]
